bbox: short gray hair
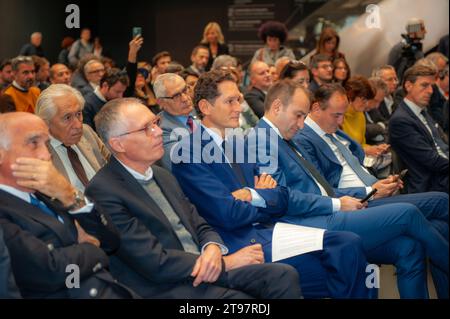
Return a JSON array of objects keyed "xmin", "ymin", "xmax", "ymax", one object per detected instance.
[
  {"xmin": 35, "ymin": 84, "xmax": 85, "ymax": 124},
  {"xmin": 94, "ymin": 97, "xmax": 142, "ymax": 151},
  {"xmin": 371, "ymin": 65, "xmax": 395, "ymax": 78},
  {"xmin": 426, "ymin": 52, "xmax": 448, "ymax": 68},
  {"xmin": 153, "ymin": 73, "xmax": 184, "ymax": 98},
  {"xmin": 11, "ymin": 56, "xmax": 34, "ymax": 72},
  {"xmin": 368, "ymin": 77, "xmax": 389, "ymax": 96},
  {"xmin": 211, "ymin": 55, "xmax": 237, "ymax": 70}
]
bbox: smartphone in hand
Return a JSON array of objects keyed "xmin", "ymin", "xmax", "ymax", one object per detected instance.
[
  {"xmin": 132, "ymin": 27, "xmax": 142, "ymax": 38},
  {"xmin": 398, "ymin": 169, "xmax": 408, "ymax": 180},
  {"xmin": 360, "ymin": 188, "xmax": 378, "ymax": 203}
]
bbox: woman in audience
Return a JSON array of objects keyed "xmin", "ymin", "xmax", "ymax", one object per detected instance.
[
  {"xmin": 279, "ymin": 60, "xmax": 310, "ymax": 89},
  {"xmin": 134, "ymin": 67, "xmax": 159, "ymax": 114},
  {"xmin": 200, "ymin": 22, "xmax": 229, "ymax": 71},
  {"xmin": 251, "ymin": 20, "xmax": 295, "ymax": 66},
  {"xmin": 312, "ymin": 27, "xmax": 346, "ymax": 62},
  {"xmin": 343, "ymin": 76, "xmax": 392, "ymax": 177},
  {"xmin": 333, "ymin": 57, "xmax": 350, "ymax": 86}
]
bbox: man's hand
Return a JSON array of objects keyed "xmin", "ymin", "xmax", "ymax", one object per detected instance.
[
  {"xmin": 339, "ymin": 196, "xmax": 367, "ymax": 211},
  {"xmin": 12, "ymin": 157, "xmax": 76, "ymax": 207},
  {"xmin": 191, "ymin": 244, "xmax": 223, "ymax": 287},
  {"xmin": 231, "ymin": 188, "xmax": 252, "ymax": 202},
  {"xmin": 372, "ymin": 175, "xmax": 402, "ymax": 198},
  {"xmin": 254, "ymin": 173, "xmax": 277, "ymax": 189},
  {"xmin": 364, "ymin": 145, "xmax": 383, "ymax": 157},
  {"xmin": 75, "ymin": 220, "xmax": 100, "ymax": 247},
  {"xmin": 377, "ymin": 143, "xmax": 390, "ymax": 153},
  {"xmin": 223, "ymin": 244, "xmax": 264, "ymax": 271},
  {"xmin": 128, "ymin": 36, "xmax": 144, "ymax": 63}
]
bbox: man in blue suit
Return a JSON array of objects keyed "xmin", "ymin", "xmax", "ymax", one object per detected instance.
[
  {"xmin": 249, "ymin": 79, "xmax": 448, "ymax": 298},
  {"xmin": 389, "ymin": 64, "xmax": 448, "ymax": 194},
  {"xmin": 295, "ymin": 83, "xmax": 449, "ymax": 298},
  {"xmin": 172, "ymin": 70, "xmax": 374, "ymax": 299}
]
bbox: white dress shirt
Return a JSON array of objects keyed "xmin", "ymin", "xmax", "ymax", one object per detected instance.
[{"xmin": 50, "ymin": 136, "xmax": 97, "ymax": 192}]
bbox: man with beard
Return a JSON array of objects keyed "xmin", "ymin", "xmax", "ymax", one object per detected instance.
[{"xmin": 3, "ymin": 56, "xmax": 40, "ymax": 113}]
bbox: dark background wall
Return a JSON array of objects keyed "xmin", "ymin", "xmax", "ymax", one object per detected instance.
[{"xmin": 0, "ymin": 0, "xmax": 310, "ymax": 68}]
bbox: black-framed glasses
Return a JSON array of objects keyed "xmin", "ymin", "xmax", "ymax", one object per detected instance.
[
  {"xmin": 160, "ymin": 86, "xmax": 189, "ymax": 101},
  {"xmin": 116, "ymin": 116, "xmax": 161, "ymax": 137}
]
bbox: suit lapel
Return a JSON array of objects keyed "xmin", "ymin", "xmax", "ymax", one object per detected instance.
[
  {"xmin": 303, "ymin": 125, "xmax": 340, "ymax": 166},
  {"xmin": 77, "ymin": 135, "xmax": 101, "ymax": 172},
  {"xmin": 49, "ymin": 145, "xmax": 70, "ymax": 182},
  {"xmin": 0, "ymin": 190, "xmax": 76, "ymax": 245},
  {"xmin": 400, "ymin": 102, "xmax": 434, "ymax": 143}
]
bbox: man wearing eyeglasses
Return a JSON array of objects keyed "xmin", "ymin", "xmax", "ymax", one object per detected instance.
[
  {"xmin": 35, "ymin": 84, "xmax": 110, "ymax": 193},
  {"xmin": 3, "ymin": 56, "xmax": 40, "ymax": 113},
  {"xmin": 84, "ymin": 97, "xmax": 302, "ymax": 299},
  {"xmin": 154, "ymin": 73, "xmax": 198, "ymax": 170},
  {"xmin": 309, "ymin": 54, "xmax": 333, "ymax": 94}
]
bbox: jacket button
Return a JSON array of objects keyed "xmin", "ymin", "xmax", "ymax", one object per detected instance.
[
  {"xmin": 250, "ymin": 239, "xmax": 256, "ymax": 244},
  {"xmin": 89, "ymin": 288, "xmax": 98, "ymax": 298},
  {"xmin": 47, "ymin": 244, "xmax": 54, "ymax": 251}
]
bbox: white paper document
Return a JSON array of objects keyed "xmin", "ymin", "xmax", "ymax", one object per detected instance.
[{"xmin": 272, "ymin": 222, "xmax": 326, "ymax": 262}]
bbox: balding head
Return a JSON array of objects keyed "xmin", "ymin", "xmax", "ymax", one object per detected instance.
[
  {"xmin": 249, "ymin": 61, "xmax": 272, "ymax": 91},
  {"xmin": 50, "ymin": 64, "xmax": 71, "ymax": 85},
  {"xmin": 0, "ymin": 112, "xmax": 50, "ymax": 189},
  {"xmin": 31, "ymin": 32, "xmax": 42, "ymax": 46}
]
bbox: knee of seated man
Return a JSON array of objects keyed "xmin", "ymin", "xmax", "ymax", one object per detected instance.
[
  {"xmin": 325, "ymin": 230, "xmax": 364, "ymax": 250},
  {"xmin": 393, "ymin": 237, "xmax": 426, "ymax": 262}
]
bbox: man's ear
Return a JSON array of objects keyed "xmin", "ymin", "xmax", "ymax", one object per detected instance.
[
  {"xmin": 198, "ymin": 99, "xmax": 211, "ymax": 117},
  {"xmin": 271, "ymin": 98, "xmax": 283, "ymax": 114},
  {"xmin": 404, "ymin": 81, "xmax": 412, "ymax": 93},
  {"xmin": 108, "ymin": 137, "xmax": 125, "ymax": 154},
  {"xmin": 310, "ymin": 101, "xmax": 321, "ymax": 113}
]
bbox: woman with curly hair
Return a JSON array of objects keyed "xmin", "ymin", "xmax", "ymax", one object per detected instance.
[{"xmin": 251, "ymin": 20, "xmax": 295, "ymax": 66}]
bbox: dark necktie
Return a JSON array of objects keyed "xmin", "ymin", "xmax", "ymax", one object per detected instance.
[
  {"xmin": 63, "ymin": 145, "xmax": 89, "ymax": 187},
  {"xmin": 221, "ymin": 140, "xmax": 247, "ymax": 187},
  {"xmin": 421, "ymin": 110, "xmax": 449, "ymax": 155},
  {"xmin": 30, "ymin": 195, "xmax": 63, "ymax": 223},
  {"xmin": 186, "ymin": 116, "xmax": 195, "ymax": 133},
  {"xmin": 284, "ymin": 139, "xmax": 336, "ymax": 197},
  {"xmin": 325, "ymin": 133, "xmax": 378, "ymax": 186}
]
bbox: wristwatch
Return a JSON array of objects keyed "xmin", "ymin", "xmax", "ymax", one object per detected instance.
[{"xmin": 66, "ymin": 189, "xmax": 87, "ymax": 211}]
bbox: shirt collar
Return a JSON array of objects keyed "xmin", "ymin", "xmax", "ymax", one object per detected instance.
[
  {"xmin": 50, "ymin": 135, "xmax": 65, "ymax": 148},
  {"xmin": 12, "ymin": 81, "xmax": 28, "ymax": 92},
  {"xmin": 0, "ymin": 184, "xmax": 32, "ymax": 203},
  {"xmin": 437, "ymin": 86, "xmax": 448, "ymax": 99},
  {"xmin": 304, "ymin": 117, "xmax": 328, "ymax": 138},
  {"xmin": 94, "ymin": 87, "xmax": 107, "ymax": 102},
  {"xmin": 261, "ymin": 117, "xmax": 283, "ymax": 138},
  {"xmin": 115, "ymin": 157, "xmax": 153, "ymax": 182},
  {"xmin": 202, "ymin": 124, "xmax": 224, "ymax": 146},
  {"xmin": 403, "ymin": 98, "xmax": 425, "ymax": 117}
]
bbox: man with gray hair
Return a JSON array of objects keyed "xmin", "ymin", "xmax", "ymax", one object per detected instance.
[
  {"xmin": 154, "ymin": 73, "xmax": 197, "ymax": 170},
  {"xmin": 35, "ymin": 84, "xmax": 109, "ymax": 192},
  {"xmin": 371, "ymin": 65, "xmax": 399, "ymax": 121},
  {"xmin": 244, "ymin": 60, "xmax": 273, "ymax": 118},
  {"xmin": 3, "ymin": 56, "xmax": 40, "ymax": 113},
  {"xmin": 19, "ymin": 32, "xmax": 45, "ymax": 58},
  {"xmin": 85, "ymin": 97, "xmax": 302, "ymax": 299}
]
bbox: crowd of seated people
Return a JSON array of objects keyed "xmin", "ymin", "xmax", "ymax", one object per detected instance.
[{"xmin": 0, "ymin": 18, "xmax": 448, "ymax": 300}]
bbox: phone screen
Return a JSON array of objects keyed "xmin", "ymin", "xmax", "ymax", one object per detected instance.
[{"xmin": 132, "ymin": 27, "xmax": 142, "ymax": 38}]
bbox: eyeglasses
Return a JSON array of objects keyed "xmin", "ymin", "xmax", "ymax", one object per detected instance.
[
  {"xmin": 318, "ymin": 64, "xmax": 333, "ymax": 70},
  {"xmin": 160, "ymin": 86, "xmax": 189, "ymax": 101},
  {"xmin": 88, "ymin": 68, "xmax": 105, "ymax": 74},
  {"xmin": 116, "ymin": 116, "xmax": 161, "ymax": 137}
]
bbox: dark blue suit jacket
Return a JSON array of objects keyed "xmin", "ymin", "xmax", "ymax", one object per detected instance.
[
  {"xmin": 171, "ymin": 126, "xmax": 288, "ymax": 257},
  {"xmin": 294, "ymin": 124, "xmax": 370, "ymax": 191},
  {"xmin": 248, "ymin": 120, "xmax": 366, "ymax": 229},
  {"xmin": 389, "ymin": 101, "xmax": 449, "ymax": 193}
]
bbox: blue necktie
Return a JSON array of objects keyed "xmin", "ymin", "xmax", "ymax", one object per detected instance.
[
  {"xmin": 325, "ymin": 134, "xmax": 378, "ymax": 186},
  {"xmin": 30, "ymin": 195, "xmax": 64, "ymax": 223}
]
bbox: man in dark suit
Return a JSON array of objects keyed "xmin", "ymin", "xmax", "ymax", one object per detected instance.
[
  {"xmin": 172, "ymin": 70, "xmax": 375, "ymax": 299},
  {"xmin": 85, "ymin": 98, "xmax": 302, "ymax": 299},
  {"xmin": 0, "ymin": 226, "xmax": 21, "ymax": 298},
  {"xmin": 389, "ymin": 64, "xmax": 449, "ymax": 194},
  {"xmin": 371, "ymin": 65, "xmax": 400, "ymax": 121},
  {"xmin": 154, "ymin": 73, "xmax": 199, "ymax": 170},
  {"xmin": 83, "ymin": 68, "xmax": 129, "ymax": 131},
  {"xmin": 244, "ymin": 61, "xmax": 272, "ymax": 118},
  {"xmin": 0, "ymin": 112, "xmax": 137, "ymax": 298}
]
